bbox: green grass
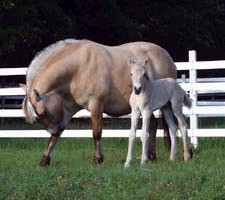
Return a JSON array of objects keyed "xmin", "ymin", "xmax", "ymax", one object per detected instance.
[
  {"xmin": 0, "ymin": 117, "xmax": 224, "ymax": 199},
  {"xmin": 0, "ymin": 138, "xmax": 225, "ymax": 200}
]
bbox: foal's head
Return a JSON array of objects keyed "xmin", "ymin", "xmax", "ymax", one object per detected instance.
[{"xmin": 129, "ymin": 58, "xmax": 149, "ymax": 95}]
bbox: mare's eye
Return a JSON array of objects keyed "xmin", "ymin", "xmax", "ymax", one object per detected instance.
[
  {"xmin": 130, "ymin": 73, "xmax": 133, "ymax": 76},
  {"xmin": 40, "ymin": 110, "xmax": 47, "ymax": 117}
]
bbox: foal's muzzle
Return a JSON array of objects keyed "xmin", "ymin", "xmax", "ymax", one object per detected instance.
[{"xmin": 134, "ymin": 87, "xmax": 141, "ymax": 95}]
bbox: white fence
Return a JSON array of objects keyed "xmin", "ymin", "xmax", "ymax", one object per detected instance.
[{"xmin": 1, "ymin": 50, "xmax": 225, "ymax": 147}]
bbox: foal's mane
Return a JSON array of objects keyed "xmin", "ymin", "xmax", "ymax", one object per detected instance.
[{"xmin": 26, "ymin": 39, "xmax": 79, "ymax": 93}]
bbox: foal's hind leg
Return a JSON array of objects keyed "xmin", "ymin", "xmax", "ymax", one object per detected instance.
[
  {"xmin": 172, "ymin": 105, "xmax": 190, "ymax": 161},
  {"xmin": 161, "ymin": 107, "xmax": 178, "ymax": 161}
]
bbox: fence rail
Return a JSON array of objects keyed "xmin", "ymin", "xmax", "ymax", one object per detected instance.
[{"xmin": 1, "ymin": 50, "xmax": 225, "ymax": 147}]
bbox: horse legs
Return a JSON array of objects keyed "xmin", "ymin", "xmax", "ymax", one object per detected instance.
[
  {"xmin": 124, "ymin": 109, "xmax": 140, "ymax": 168},
  {"xmin": 141, "ymin": 110, "xmax": 151, "ymax": 166},
  {"xmin": 147, "ymin": 114, "xmax": 157, "ymax": 161},
  {"xmin": 172, "ymin": 106, "xmax": 191, "ymax": 161},
  {"xmin": 161, "ymin": 107, "xmax": 178, "ymax": 161},
  {"xmin": 89, "ymin": 100, "xmax": 104, "ymax": 163},
  {"xmin": 39, "ymin": 135, "xmax": 60, "ymax": 166},
  {"xmin": 162, "ymin": 113, "xmax": 171, "ymax": 151}
]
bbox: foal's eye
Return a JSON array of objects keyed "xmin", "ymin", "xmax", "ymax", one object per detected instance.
[{"xmin": 130, "ymin": 73, "xmax": 133, "ymax": 76}]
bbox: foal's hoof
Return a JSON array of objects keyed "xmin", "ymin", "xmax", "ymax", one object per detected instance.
[
  {"xmin": 93, "ymin": 155, "xmax": 104, "ymax": 164},
  {"xmin": 124, "ymin": 162, "xmax": 130, "ymax": 169},
  {"xmin": 39, "ymin": 155, "xmax": 51, "ymax": 166},
  {"xmin": 148, "ymin": 151, "xmax": 157, "ymax": 161}
]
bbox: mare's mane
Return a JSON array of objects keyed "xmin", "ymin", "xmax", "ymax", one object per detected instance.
[{"xmin": 26, "ymin": 39, "xmax": 78, "ymax": 93}]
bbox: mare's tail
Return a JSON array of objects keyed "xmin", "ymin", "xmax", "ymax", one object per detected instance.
[
  {"xmin": 183, "ymin": 93, "xmax": 192, "ymax": 108},
  {"xmin": 20, "ymin": 84, "xmax": 36, "ymax": 124}
]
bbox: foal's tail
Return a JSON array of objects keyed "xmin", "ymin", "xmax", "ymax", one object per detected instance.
[{"xmin": 183, "ymin": 93, "xmax": 192, "ymax": 108}]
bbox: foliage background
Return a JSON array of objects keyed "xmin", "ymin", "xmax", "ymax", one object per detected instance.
[{"xmin": 0, "ymin": 0, "xmax": 225, "ymax": 68}]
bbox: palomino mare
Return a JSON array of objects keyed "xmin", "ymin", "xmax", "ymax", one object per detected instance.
[
  {"xmin": 22, "ymin": 39, "xmax": 177, "ymax": 166},
  {"xmin": 124, "ymin": 58, "xmax": 191, "ymax": 168}
]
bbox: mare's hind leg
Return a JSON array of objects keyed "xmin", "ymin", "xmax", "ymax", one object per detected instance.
[
  {"xmin": 89, "ymin": 100, "xmax": 104, "ymax": 163},
  {"xmin": 147, "ymin": 114, "xmax": 157, "ymax": 161},
  {"xmin": 161, "ymin": 107, "xmax": 178, "ymax": 161},
  {"xmin": 172, "ymin": 105, "xmax": 190, "ymax": 161}
]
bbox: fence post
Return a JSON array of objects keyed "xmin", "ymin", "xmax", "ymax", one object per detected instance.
[{"xmin": 189, "ymin": 50, "xmax": 198, "ymax": 148}]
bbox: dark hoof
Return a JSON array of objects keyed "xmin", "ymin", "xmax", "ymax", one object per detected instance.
[
  {"xmin": 182, "ymin": 148, "xmax": 194, "ymax": 161},
  {"xmin": 192, "ymin": 147, "xmax": 200, "ymax": 155},
  {"xmin": 148, "ymin": 151, "xmax": 157, "ymax": 161},
  {"xmin": 39, "ymin": 155, "xmax": 51, "ymax": 166},
  {"xmin": 189, "ymin": 148, "xmax": 194, "ymax": 159},
  {"xmin": 93, "ymin": 155, "xmax": 104, "ymax": 164}
]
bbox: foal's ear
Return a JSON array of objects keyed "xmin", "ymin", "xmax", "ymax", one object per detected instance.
[
  {"xmin": 33, "ymin": 89, "xmax": 42, "ymax": 102},
  {"xmin": 144, "ymin": 58, "xmax": 149, "ymax": 65},
  {"xmin": 129, "ymin": 59, "xmax": 135, "ymax": 65}
]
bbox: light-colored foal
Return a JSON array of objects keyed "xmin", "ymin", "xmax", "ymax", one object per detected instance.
[{"xmin": 124, "ymin": 58, "xmax": 192, "ymax": 168}]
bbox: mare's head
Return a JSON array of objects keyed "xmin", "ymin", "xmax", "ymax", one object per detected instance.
[
  {"xmin": 30, "ymin": 89, "xmax": 65, "ymax": 136},
  {"xmin": 129, "ymin": 58, "xmax": 149, "ymax": 95}
]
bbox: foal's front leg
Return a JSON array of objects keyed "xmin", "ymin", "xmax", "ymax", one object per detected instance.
[
  {"xmin": 141, "ymin": 109, "xmax": 151, "ymax": 166},
  {"xmin": 124, "ymin": 109, "xmax": 140, "ymax": 168}
]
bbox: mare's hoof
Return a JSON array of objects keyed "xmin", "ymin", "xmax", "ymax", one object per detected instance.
[
  {"xmin": 183, "ymin": 148, "xmax": 194, "ymax": 161},
  {"xmin": 148, "ymin": 151, "xmax": 157, "ymax": 161},
  {"xmin": 39, "ymin": 155, "xmax": 51, "ymax": 166},
  {"xmin": 189, "ymin": 148, "xmax": 194, "ymax": 159},
  {"xmin": 93, "ymin": 155, "xmax": 104, "ymax": 164}
]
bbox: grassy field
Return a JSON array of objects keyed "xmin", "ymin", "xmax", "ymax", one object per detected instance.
[{"xmin": 0, "ymin": 137, "xmax": 225, "ymax": 200}]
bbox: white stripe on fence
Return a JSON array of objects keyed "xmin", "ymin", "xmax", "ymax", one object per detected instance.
[
  {"xmin": 0, "ymin": 129, "xmax": 225, "ymax": 138},
  {"xmin": 1, "ymin": 50, "xmax": 225, "ymax": 148}
]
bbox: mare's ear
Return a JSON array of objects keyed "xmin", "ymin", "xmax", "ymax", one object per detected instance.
[
  {"xmin": 19, "ymin": 84, "xmax": 26, "ymax": 92},
  {"xmin": 33, "ymin": 89, "xmax": 41, "ymax": 102}
]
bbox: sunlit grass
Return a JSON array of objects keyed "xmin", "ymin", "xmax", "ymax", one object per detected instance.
[
  {"xmin": 0, "ymin": 117, "xmax": 225, "ymax": 199},
  {"xmin": 0, "ymin": 138, "xmax": 224, "ymax": 199}
]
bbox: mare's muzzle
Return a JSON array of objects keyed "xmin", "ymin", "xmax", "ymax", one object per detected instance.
[{"xmin": 134, "ymin": 87, "xmax": 141, "ymax": 95}]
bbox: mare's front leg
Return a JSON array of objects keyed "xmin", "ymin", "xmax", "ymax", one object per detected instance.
[
  {"xmin": 40, "ymin": 125, "xmax": 64, "ymax": 166},
  {"xmin": 148, "ymin": 114, "xmax": 157, "ymax": 161},
  {"xmin": 89, "ymin": 100, "xmax": 104, "ymax": 163},
  {"xmin": 124, "ymin": 109, "xmax": 140, "ymax": 168},
  {"xmin": 141, "ymin": 109, "xmax": 151, "ymax": 166}
]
